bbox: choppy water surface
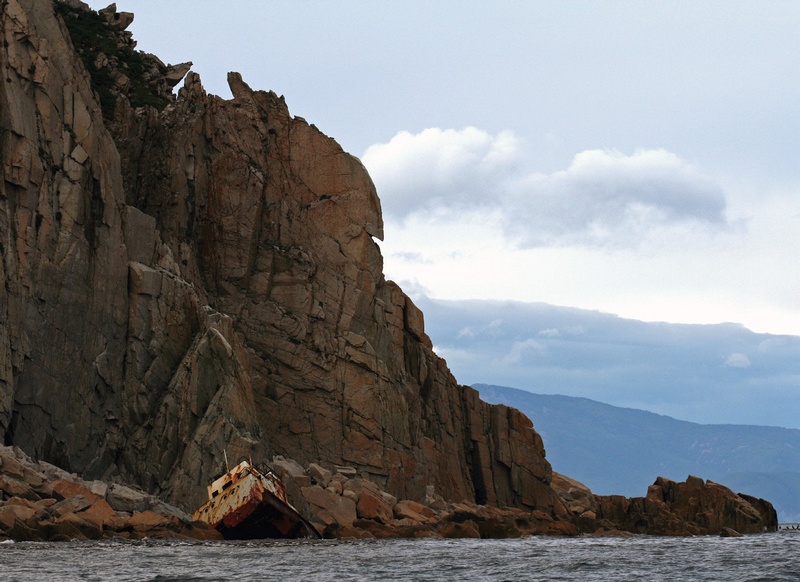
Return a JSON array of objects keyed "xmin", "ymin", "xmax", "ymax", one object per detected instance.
[{"xmin": 2, "ymin": 529, "xmax": 799, "ymax": 581}]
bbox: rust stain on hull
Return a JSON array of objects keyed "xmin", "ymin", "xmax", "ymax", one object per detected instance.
[{"xmin": 192, "ymin": 460, "xmax": 320, "ymax": 540}]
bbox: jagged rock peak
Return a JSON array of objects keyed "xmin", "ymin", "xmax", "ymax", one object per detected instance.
[
  {"xmin": 53, "ymin": 0, "xmax": 191, "ymax": 118},
  {"xmin": 227, "ymin": 71, "xmax": 254, "ymax": 101}
]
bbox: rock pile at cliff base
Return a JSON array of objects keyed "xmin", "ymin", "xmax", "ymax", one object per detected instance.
[
  {"xmin": 0, "ymin": 445, "xmax": 221, "ymax": 541},
  {"xmin": 275, "ymin": 461, "xmax": 778, "ymax": 538},
  {"xmin": 2, "ymin": 445, "xmax": 778, "ymax": 541}
]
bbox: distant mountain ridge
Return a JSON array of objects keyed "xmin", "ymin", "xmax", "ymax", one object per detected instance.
[
  {"xmin": 415, "ymin": 295, "xmax": 800, "ymax": 429},
  {"xmin": 476, "ymin": 384, "xmax": 800, "ymax": 522}
]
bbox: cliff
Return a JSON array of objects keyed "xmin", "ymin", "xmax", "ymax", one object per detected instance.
[
  {"xmin": 1, "ymin": 0, "xmax": 557, "ymax": 514},
  {"xmin": 0, "ymin": 1, "xmax": 778, "ymax": 539}
]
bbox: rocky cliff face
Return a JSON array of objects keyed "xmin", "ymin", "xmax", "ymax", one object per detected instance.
[{"xmin": 1, "ymin": 0, "xmax": 559, "ymax": 514}]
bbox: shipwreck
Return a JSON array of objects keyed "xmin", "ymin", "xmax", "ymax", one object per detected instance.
[{"xmin": 192, "ymin": 460, "xmax": 321, "ymax": 540}]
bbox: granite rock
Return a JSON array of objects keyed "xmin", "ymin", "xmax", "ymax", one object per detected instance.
[
  {"xmin": 0, "ymin": 445, "xmax": 220, "ymax": 541},
  {"xmin": 593, "ymin": 475, "xmax": 778, "ymax": 536}
]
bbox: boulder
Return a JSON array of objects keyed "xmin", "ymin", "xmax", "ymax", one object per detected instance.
[
  {"xmin": 301, "ymin": 485, "xmax": 357, "ymax": 527},
  {"xmin": 356, "ymin": 489, "xmax": 393, "ymax": 524},
  {"xmin": 178, "ymin": 520, "xmax": 225, "ymax": 541},
  {"xmin": 50, "ymin": 494, "xmax": 92, "ymax": 517},
  {"xmin": 164, "ymin": 62, "xmax": 193, "ymax": 87},
  {"xmin": 76, "ymin": 498, "xmax": 121, "ymax": 530},
  {"xmin": 322, "ymin": 523, "xmax": 374, "ymax": 540},
  {"xmin": 99, "ymin": 3, "xmax": 134, "ymax": 30},
  {"xmin": 106, "ymin": 484, "xmax": 149, "ymax": 513},
  {"xmin": 0, "ymin": 451, "xmax": 46, "ymax": 489},
  {"xmin": 308, "ymin": 463, "xmax": 332, "ymax": 488},
  {"xmin": 425, "ymin": 485, "xmax": 447, "ymax": 511},
  {"xmin": 720, "ymin": 527, "xmax": 743, "ymax": 537},
  {"xmin": 0, "ymin": 502, "xmax": 37, "ymax": 532},
  {"xmin": 0, "ymin": 500, "xmax": 46, "ymax": 541},
  {"xmin": 351, "ymin": 518, "xmax": 399, "ymax": 539},
  {"xmin": 330, "ymin": 473, "xmax": 349, "ymax": 488},
  {"xmin": 546, "ymin": 521, "xmax": 580, "ymax": 536},
  {"xmin": 33, "ymin": 462, "xmax": 73, "ymax": 484},
  {"xmin": 437, "ymin": 520, "xmax": 481, "ymax": 539},
  {"xmin": 273, "ymin": 457, "xmax": 311, "ymax": 488},
  {"xmin": 476, "ymin": 518, "xmax": 524, "ymax": 539},
  {"xmin": 0, "ymin": 475, "xmax": 39, "ymax": 501},
  {"xmin": 394, "ymin": 500, "xmax": 436, "ymax": 523},
  {"xmin": 126, "ymin": 510, "xmax": 174, "ymax": 530},
  {"xmin": 326, "ymin": 481, "xmax": 343, "ymax": 496},
  {"xmin": 50, "ymin": 512, "xmax": 103, "ymax": 541},
  {"xmin": 551, "ymin": 472, "xmax": 596, "ymax": 514},
  {"xmin": 149, "ymin": 499, "xmax": 193, "ymax": 522},
  {"xmin": 51, "ymin": 480, "xmax": 102, "ymax": 504}
]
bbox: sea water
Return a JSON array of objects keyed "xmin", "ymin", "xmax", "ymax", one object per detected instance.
[{"xmin": 1, "ymin": 529, "xmax": 799, "ymax": 581}]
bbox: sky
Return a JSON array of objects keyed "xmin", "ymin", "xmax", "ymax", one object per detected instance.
[{"xmin": 82, "ymin": 2, "xmax": 800, "ymax": 424}]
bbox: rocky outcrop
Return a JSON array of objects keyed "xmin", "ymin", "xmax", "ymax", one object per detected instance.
[
  {"xmin": 590, "ymin": 475, "xmax": 778, "ymax": 536},
  {"xmin": 0, "ymin": 445, "xmax": 220, "ymax": 541},
  {"xmin": 274, "ymin": 462, "xmax": 776, "ymax": 539},
  {"xmin": 53, "ymin": 1, "xmax": 191, "ymax": 117},
  {"xmin": 1, "ymin": 0, "xmax": 560, "ymax": 517},
  {"xmin": 272, "ymin": 457, "xmax": 577, "ymax": 539}
]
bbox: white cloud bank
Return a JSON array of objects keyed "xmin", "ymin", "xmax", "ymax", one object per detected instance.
[
  {"xmin": 363, "ymin": 128, "xmax": 728, "ymax": 247},
  {"xmin": 364, "ymin": 128, "xmax": 800, "ymax": 337}
]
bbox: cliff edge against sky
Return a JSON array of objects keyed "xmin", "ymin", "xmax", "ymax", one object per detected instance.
[{"xmin": 0, "ymin": 0, "xmax": 556, "ymax": 514}]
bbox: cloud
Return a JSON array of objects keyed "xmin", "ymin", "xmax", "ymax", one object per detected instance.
[
  {"xmin": 500, "ymin": 338, "xmax": 545, "ymax": 365},
  {"xmin": 537, "ymin": 326, "xmax": 586, "ymax": 338},
  {"xmin": 725, "ymin": 353, "xmax": 751, "ymax": 368},
  {"xmin": 362, "ymin": 127, "xmax": 522, "ymax": 218},
  {"xmin": 363, "ymin": 128, "xmax": 728, "ymax": 247},
  {"xmin": 509, "ymin": 148, "xmax": 728, "ymax": 247},
  {"xmin": 391, "ymin": 251, "xmax": 432, "ymax": 264},
  {"xmin": 538, "ymin": 328, "xmax": 560, "ymax": 337},
  {"xmin": 457, "ymin": 327, "xmax": 477, "ymax": 338}
]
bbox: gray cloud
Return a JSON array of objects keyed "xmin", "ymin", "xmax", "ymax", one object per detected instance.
[
  {"xmin": 363, "ymin": 129, "xmax": 729, "ymax": 247},
  {"xmin": 507, "ymin": 148, "xmax": 728, "ymax": 247},
  {"xmin": 411, "ymin": 293, "xmax": 800, "ymax": 429}
]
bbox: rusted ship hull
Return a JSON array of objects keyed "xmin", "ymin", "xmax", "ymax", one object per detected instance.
[{"xmin": 192, "ymin": 461, "xmax": 320, "ymax": 540}]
